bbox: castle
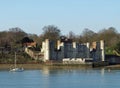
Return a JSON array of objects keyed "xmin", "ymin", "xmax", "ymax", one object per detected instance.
[{"xmin": 39, "ymin": 38, "xmax": 105, "ymax": 64}]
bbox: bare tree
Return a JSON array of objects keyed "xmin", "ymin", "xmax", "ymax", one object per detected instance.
[
  {"xmin": 81, "ymin": 28, "xmax": 96, "ymax": 42},
  {"xmin": 42, "ymin": 25, "xmax": 61, "ymax": 41},
  {"xmin": 67, "ymin": 31, "xmax": 76, "ymax": 41},
  {"xmin": 98, "ymin": 27, "xmax": 119, "ymax": 47}
]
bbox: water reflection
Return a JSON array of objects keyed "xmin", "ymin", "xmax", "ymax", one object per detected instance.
[
  {"xmin": 0, "ymin": 66, "xmax": 120, "ymax": 88},
  {"xmin": 41, "ymin": 66, "xmax": 100, "ymax": 75},
  {"xmin": 39, "ymin": 66, "xmax": 120, "ymax": 88},
  {"xmin": 41, "ymin": 66, "xmax": 113, "ymax": 77},
  {"xmin": 42, "ymin": 66, "xmax": 50, "ymax": 76},
  {"xmin": 101, "ymin": 68, "xmax": 105, "ymax": 76}
]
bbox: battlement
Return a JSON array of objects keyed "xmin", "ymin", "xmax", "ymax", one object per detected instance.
[{"xmin": 41, "ymin": 39, "xmax": 105, "ymax": 63}]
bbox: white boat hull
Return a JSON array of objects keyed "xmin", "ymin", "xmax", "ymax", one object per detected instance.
[{"xmin": 10, "ymin": 68, "xmax": 24, "ymax": 72}]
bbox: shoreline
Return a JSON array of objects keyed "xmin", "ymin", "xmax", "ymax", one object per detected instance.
[
  {"xmin": 0, "ymin": 64, "xmax": 120, "ymax": 70},
  {"xmin": 0, "ymin": 63, "xmax": 92, "ymax": 70},
  {"xmin": 0, "ymin": 64, "xmax": 44, "ymax": 70}
]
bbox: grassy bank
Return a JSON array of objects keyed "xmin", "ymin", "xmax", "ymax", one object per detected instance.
[
  {"xmin": 0, "ymin": 64, "xmax": 44, "ymax": 70},
  {"xmin": 105, "ymin": 64, "xmax": 120, "ymax": 70},
  {"xmin": 0, "ymin": 63, "xmax": 93, "ymax": 70},
  {"xmin": 1, "ymin": 63, "xmax": 120, "ymax": 70}
]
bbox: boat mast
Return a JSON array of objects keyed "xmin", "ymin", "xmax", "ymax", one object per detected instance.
[{"xmin": 15, "ymin": 52, "xmax": 16, "ymax": 68}]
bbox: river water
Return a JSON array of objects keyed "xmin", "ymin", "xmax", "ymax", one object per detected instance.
[{"xmin": 0, "ymin": 67, "xmax": 120, "ymax": 88}]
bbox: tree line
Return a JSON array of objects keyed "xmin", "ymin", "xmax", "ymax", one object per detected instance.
[
  {"xmin": 0, "ymin": 25, "xmax": 120, "ymax": 59},
  {"xmin": 39, "ymin": 25, "xmax": 120, "ymax": 55}
]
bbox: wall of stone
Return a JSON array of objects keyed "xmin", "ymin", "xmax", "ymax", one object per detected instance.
[{"xmin": 41, "ymin": 39, "xmax": 105, "ymax": 62}]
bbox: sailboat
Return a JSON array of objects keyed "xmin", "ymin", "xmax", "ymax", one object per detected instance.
[{"xmin": 10, "ymin": 52, "xmax": 24, "ymax": 72}]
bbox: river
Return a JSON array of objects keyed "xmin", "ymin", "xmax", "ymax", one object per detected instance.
[{"xmin": 0, "ymin": 67, "xmax": 120, "ymax": 88}]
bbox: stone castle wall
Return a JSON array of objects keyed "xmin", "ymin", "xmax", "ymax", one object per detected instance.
[{"xmin": 41, "ymin": 39, "xmax": 105, "ymax": 62}]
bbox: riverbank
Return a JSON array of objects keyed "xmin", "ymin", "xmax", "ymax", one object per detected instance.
[
  {"xmin": 105, "ymin": 64, "xmax": 120, "ymax": 70},
  {"xmin": 0, "ymin": 64, "xmax": 44, "ymax": 70},
  {"xmin": 0, "ymin": 63, "xmax": 120, "ymax": 70},
  {"xmin": 0, "ymin": 63, "xmax": 94, "ymax": 70}
]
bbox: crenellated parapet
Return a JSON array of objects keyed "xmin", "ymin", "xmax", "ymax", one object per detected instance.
[{"xmin": 41, "ymin": 39, "xmax": 105, "ymax": 63}]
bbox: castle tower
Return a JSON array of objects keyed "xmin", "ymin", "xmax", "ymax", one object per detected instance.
[
  {"xmin": 60, "ymin": 42, "xmax": 65, "ymax": 59},
  {"xmin": 86, "ymin": 42, "xmax": 90, "ymax": 58},
  {"xmin": 44, "ymin": 39, "xmax": 50, "ymax": 62},
  {"xmin": 73, "ymin": 42, "xmax": 77, "ymax": 58},
  {"xmin": 100, "ymin": 40, "xmax": 105, "ymax": 61},
  {"xmin": 57, "ymin": 40, "xmax": 61, "ymax": 50}
]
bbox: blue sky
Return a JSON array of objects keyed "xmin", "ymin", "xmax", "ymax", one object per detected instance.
[{"xmin": 0, "ymin": 0, "xmax": 120, "ymax": 35}]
